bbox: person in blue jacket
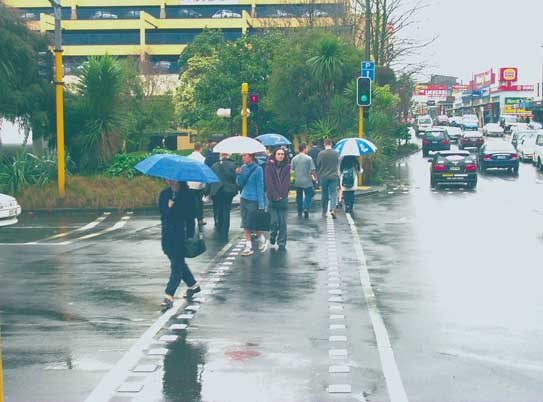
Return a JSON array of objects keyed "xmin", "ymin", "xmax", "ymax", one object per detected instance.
[{"xmin": 236, "ymin": 153, "xmax": 268, "ymax": 256}]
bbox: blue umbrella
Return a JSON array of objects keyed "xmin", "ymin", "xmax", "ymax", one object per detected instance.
[
  {"xmin": 333, "ymin": 138, "xmax": 377, "ymax": 157},
  {"xmin": 135, "ymin": 154, "xmax": 220, "ymax": 183},
  {"xmin": 255, "ymin": 133, "xmax": 292, "ymax": 146}
]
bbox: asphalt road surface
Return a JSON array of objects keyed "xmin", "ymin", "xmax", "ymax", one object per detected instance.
[{"xmin": 1, "ymin": 138, "xmax": 543, "ymax": 402}]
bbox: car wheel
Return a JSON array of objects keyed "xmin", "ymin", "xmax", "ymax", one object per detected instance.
[
  {"xmin": 479, "ymin": 163, "xmax": 486, "ymax": 173},
  {"xmin": 539, "ymin": 159, "xmax": 543, "ymax": 172},
  {"xmin": 512, "ymin": 167, "xmax": 519, "ymax": 175},
  {"xmin": 423, "ymin": 150, "xmax": 428, "ymax": 157}
]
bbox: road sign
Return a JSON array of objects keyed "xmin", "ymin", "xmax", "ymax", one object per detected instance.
[
  {"xmin": 357, "ymin": 77, "xmax": 372, "ymax": 107},
  {"xmin": 361, "ymin": 61, "xmax": 375, "ymax": 81}
]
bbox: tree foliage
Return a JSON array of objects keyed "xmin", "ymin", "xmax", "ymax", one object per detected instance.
[{"xmin": 0, "ymin": 4, "xmax": 54, "ymax": 139}]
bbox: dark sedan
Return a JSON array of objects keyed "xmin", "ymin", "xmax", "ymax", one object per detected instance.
[
  {"xmin": 478, "ymin": 142, "xmax": 519, "ymax": 174},
  {"xmin": 458, "ymin": 130, "xmax": 485, "ymax": 149},
  {"xmin": 422, "ymin": 129, "xmax": 451, "ymax": 157},
  {"xmin": 429, "ymin": 151, "xmax": 478, "ymax": 188}
]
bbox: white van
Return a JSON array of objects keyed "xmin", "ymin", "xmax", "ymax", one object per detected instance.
[{"xmin": 415, "ymin": 115, "xmax": 433, "ymax": 135}]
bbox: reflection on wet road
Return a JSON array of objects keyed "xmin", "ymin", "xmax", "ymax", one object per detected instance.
[{"xmin": 2, "ymin": 139, "xmax": 543, "ymax": 401}]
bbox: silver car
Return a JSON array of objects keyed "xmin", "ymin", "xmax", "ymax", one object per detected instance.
[{"xmin": 0, "ymin": 193, "xmax": 22, "ymax": 227}]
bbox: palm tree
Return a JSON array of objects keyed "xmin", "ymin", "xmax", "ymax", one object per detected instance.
[
  {"xmin": 306, "ymin": 36, "xmax": 347, "ymax": 96},
  {"xmin": 75, "ymin": 55, "xmax": 126, "ymax": 169}
]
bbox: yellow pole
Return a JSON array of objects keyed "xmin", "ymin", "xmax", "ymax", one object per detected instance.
[
  {"xmin": 54, "ymin": 49, "xmax": 65, "ymax": 198},
  {"xmin": 0, "ymin": 326, "xmax": 4, "ymax": 402},
  {"xmin": 241, "ymin": 83, "xmax": 248, "ymax": 137},
  {"xmin": 358, "ymin": 106, "xmax": 364, "ymax": 186}
]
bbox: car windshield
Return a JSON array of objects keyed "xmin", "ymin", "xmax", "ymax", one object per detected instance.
[
  {"xmin": 485, "ymin": 143, "xmax": 515, "ymax": 152},
  {"xmin": 464, "ymin": 127, "xmax": 479, "ymax": 131},
  {"xmin": 426, "ymin": 131, "xmax": 444, "ymax": 138},
  {"xmin": 419, "ymin": 118, "xmax": 432, "ymax": 124}
]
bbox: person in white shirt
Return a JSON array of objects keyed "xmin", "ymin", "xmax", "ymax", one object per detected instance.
[{"xmin": 187, "ymin": 143, "xmax": 206, "ymax": 225}]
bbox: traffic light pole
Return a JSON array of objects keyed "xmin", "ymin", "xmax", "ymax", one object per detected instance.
[
  {"xmin": 0, "ymin": 330, "xmax": 3, "ymax": 402},
  {"xmin": 50, "ymin": 0, "xmax": 65, "ymax": 198},
  {"xmin": 359, "ymin": 106, "xmax": 364, "ymax": 138},
  {"xmin": 241, "ymin": 83, "xmax": 248, "ymax": 137}
]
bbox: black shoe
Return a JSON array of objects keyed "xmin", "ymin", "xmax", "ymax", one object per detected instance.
[
  {"xmin": 303, "ymin": 210, "xmax": 309, "ymax": 219},
  {"xmin": 278, "ymin": 245, "xmax": 287, "ymax": 252},
  {"xmin": 160, "ymin": 298, "xmax": 173, "ymax": 312},
  {"xmin": 270, "ymin": 233, "xmax": 277, "ymax": 245},
  {"xmin": 297, "ymin": 212, "xmax": 302, "ymax": 218},
  {"xmin": 184, "ymin": 286, "xmax": 201, "ymax": 299}
]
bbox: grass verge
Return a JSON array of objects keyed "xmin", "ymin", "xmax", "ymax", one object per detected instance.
[{"xmin": 15, "ymin": 175, "xmax": 165, "ymax": 210}]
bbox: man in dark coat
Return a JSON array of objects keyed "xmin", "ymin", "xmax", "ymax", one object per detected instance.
[
  {"xmin": 209, "ymin": 153, "xmax": 238, "ymax": 237},
  {"xmin": 159, "ymin": 180, "xmax": 201, "ymax": 311}
]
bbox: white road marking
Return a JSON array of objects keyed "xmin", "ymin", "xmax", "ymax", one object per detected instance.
[
  {"xmin": 59, "ymin": 216, "xmax": 131, "ymax": 244},
  {"xmin": 329, "ymin": 324, "xmax": 346, "ymax": 330},
  {"xmin": 327, "ymin": 384, "xmax": 352, "ymax": 393},
  {"xmin": 346, "ymin": 214, "xmax": 409, "ymax": 402},
  {"xmin": 329, "ymin": 365, "xmax": 350, "ymax": 373},
  {"xmin": 27, "ymin": 213, "xmax": 109, "ymax": 243},
  {"xmin": 329, "ymin": 349, "xmax": 348, "ymax": 356},
  {"xmin": 84, "ymin": 237, "xmax": 238, "ymax": 402}
]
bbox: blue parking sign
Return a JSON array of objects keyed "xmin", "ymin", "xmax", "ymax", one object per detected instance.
[{"xmin": 361, "ymin": 61, "xmax": 375, "ymax": 81}]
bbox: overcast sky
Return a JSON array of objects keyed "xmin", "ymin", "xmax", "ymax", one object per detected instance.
[{"xmin": 401, "ymin": 0, "xmax": 542, "ymax": 85}]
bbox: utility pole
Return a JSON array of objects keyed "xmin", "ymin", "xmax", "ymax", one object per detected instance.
[
  {"xmin": 49, "ymin": 0, "xmax": 65, "ymax": 198},
  {"xmin": 365, "ymin": 0, "xmax": 371, "ymax": 61},
  {"xmin": 0, "ymin": 330, "xmax": 3, "ymax": 402},
  {"xmin": 241, "ymin": 83, "xmax": 248, "ymax": 137}
]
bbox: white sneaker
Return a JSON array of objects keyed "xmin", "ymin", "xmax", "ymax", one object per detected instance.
[
  {"xmin": 258, "ymin": 236, "xmax": 268, "ymax": 252},
  {"xmin": 241, "ymin": 247, "xmax": 254, "ymax": 256}
]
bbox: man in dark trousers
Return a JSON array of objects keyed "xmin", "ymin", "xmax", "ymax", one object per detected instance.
[
  {"xmin": 209, "ymin": 153, "xmax": 238, "ymax": 237},
  {"xmin": 317, "ymin": 139, "xmax": 340, "ymax": 219},
  {"xmin": 308, "ymin": 141, "xmax": 322, "ymax": 168}
]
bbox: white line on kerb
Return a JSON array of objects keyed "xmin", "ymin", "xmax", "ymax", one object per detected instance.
[
  {"xmin": 346, "ymin": 214, "xmax": 409, "ymax": 402},
  {"xmin": 84, "ymin": 237, "xmax": 238, "ymax": 402}
]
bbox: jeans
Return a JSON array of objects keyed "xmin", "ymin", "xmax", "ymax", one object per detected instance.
[
  {"xmin": 295, "ymin": 187, "xmax": 313, "ymax": 214},
  {"xmin": 269, "ymin": 199, "xmax": 288, "ymax": 246},
  {"xmin": 212, "ymin": 191, "xmax": 235, "ymax": 236},
  {"xmin": 165, "ymin": 255, "xmax": 197, "ymax": 297},
  {"xmin": 343, "ymin": 190, "xmax": 355, "ymax": 212},
  {"xmin": 321, "ymin": 178, "xmax": 338, "ymax": 212}
]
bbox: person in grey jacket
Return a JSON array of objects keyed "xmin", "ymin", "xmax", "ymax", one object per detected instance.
[{"xmin": 209, "ymin": 153, "xmax": 238, "ymax": 238}]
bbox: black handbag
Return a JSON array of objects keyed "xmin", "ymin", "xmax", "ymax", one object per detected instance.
[
  {"xmin": 251, "ymin": 208, "xmax": 271, "ymax": 231},
  {"xmin": 184, "ymin": 224, "xmax": 206, "ymax": 258}
]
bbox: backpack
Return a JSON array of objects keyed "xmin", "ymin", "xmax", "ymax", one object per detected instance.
[{"xmin": 342, "ymin": 168, "xmax": 355, "ymax": 188}]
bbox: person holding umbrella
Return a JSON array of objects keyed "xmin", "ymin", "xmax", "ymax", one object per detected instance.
[
  {"xmin": 134, "ymin": 154, "xmax": 220, "ymax": 312},
  {"xmin": 158, "ymin": 180, "xmax": 201, "ymax": 311},
  {"xmin": 340, "ymin": 156, "xmax": 361, "ymax": 214},
  {"xmin": 265, "ymin": 147, "xmax": 291, "ymax": 251},
  {"xmin": 236, "ymin": 153, "xmax": 268, "ymax": 256}
]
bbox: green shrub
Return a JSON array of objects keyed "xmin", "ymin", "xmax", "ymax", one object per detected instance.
[
  {"xmin": 0, "ymin": 150, "xmax": 72, "ymax": 194},
  {"xmin": 103, "ymin": 148, "xmax": 193, "ymax": 178}
]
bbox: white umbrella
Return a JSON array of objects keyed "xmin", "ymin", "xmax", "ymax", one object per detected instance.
[{"xmin": 213, "ymin": 136, "xmax": 266, "ymax": 154}]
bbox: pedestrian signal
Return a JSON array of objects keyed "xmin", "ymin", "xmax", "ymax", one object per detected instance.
[
  {"xmin": 356, "ymin": 77, "xmax": 372, "ymax": 107},
  {"xmin": 249, "ymin": 93, "xmax": 259, "ymax": 114}
]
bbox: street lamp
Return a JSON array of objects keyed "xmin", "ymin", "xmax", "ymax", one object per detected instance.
[{"xmin": 48, "ymin": 0, "xmax": 65, "ymax": 198}]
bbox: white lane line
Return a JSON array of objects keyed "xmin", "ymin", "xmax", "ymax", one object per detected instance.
[
  {"xmin": 346, "ymin": 214, "xmax": 409, "ymax": 402},
  {"xmin": 59, "ymin": 216, "xmax": 131, "ymax": 244},
  {"xmin": 84, "ymin": 237, "xmax": 238, "ymax": 402},
  {"xmin": 27, "ymin": 213, "xmax": 110, "ymax": 244}
]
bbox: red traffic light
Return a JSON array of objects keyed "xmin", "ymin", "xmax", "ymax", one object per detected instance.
[{"xmin": 250, "ymin": 94, "xmax": 258, "ymax": 104}]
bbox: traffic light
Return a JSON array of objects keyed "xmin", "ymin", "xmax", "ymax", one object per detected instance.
[
  {"xmin": 249, "ymin": 93, "xmax": 259, "ymax": 114},
  {"xmin": 356, "ymin": 77, "xmax": 372, "ymax": 107},
  {"xmin": 37, "ymin": 50, "xmax": 54, "ymax": 83}
]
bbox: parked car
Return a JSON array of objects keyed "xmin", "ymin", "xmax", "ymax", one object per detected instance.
[
  {"xmin": 516, "ymin": 131, "xmax": 538, "ymax": 162},
  {"xmin": 124, "ymin": 10, "xmax": 140, "ymax": 18},
  {"xmin": 178, "ymin": 9, "xmax": 203, "ymax": 18},
  {"xmin": 445, "ymin": 126, "xmax": 462, "ymax": 142},
  {"xmin": 414, "ymin": 115, "xmax": 433, "ymax": 135},
  {"xmin": 268, "ymin": 9, "xmax": 294, "ymax": 17},
  {"xmin": 436, "ymin": 115, "xmax": 450, "ymax": 126},
  {"xmin": 458, "ymin": 130, "xmax": 484, "ymax": 150},
  {"xmin": 511, "ymin": 130, "xmax": 531, "ymax": 149},
  {"xmin": 478, "ymin": 142, "xmax": 519, "ymax": 174},
  {"xmin": 533, "ymin": 132, "xmax": 543, "ymax": 171},
  {"xmin": 422, "ymin": 128, "xmax": 450, "ymax": 157},
  {"xmin": 90, "ymin": 11, "xmax": 119, "ymax": 19},
  {"xmin": 429, "ymin": 151, "xmax": 478, "ymax": 189},
  {"xmin": 211, "ymin": 10, "xmax": 242, "ymax": 18},
  {"xmin": 302, "ymin": 9, "xmax": 329, "ymax": 17},
  {"xmin": 483, "ymin": 123, "xmax": 505, "ymax": 137},
  {"xmin": 528, "ymin": 121, "xmax": 543, "ymax": 130},
  {"xmin": 0, "ymin": 193, "xmax": 22, "ymax": 227}
]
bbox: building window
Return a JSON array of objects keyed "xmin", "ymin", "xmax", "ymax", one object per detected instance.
[
  {"xmin": 63, "ymin": 30, "xmax": 140, "ymax": 45},
  {"xmin": 76, "ymin": 7, "xmax": 160, "ymax": 20},
  {"xmin": 18, "ymin": 7, "xmax": 71, "ymax": 20},
  {"xmin": 146, "ymin": 29, "xmax": 242, "ymax": 45},
  {"xmin": 165, "ymin": 5, "xmax": 250, "ymax": 19}
]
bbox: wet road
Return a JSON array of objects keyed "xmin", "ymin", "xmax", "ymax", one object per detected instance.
[{"xmin": 1, "ymin": 137, "xmax": 543, "ymax": 401}]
